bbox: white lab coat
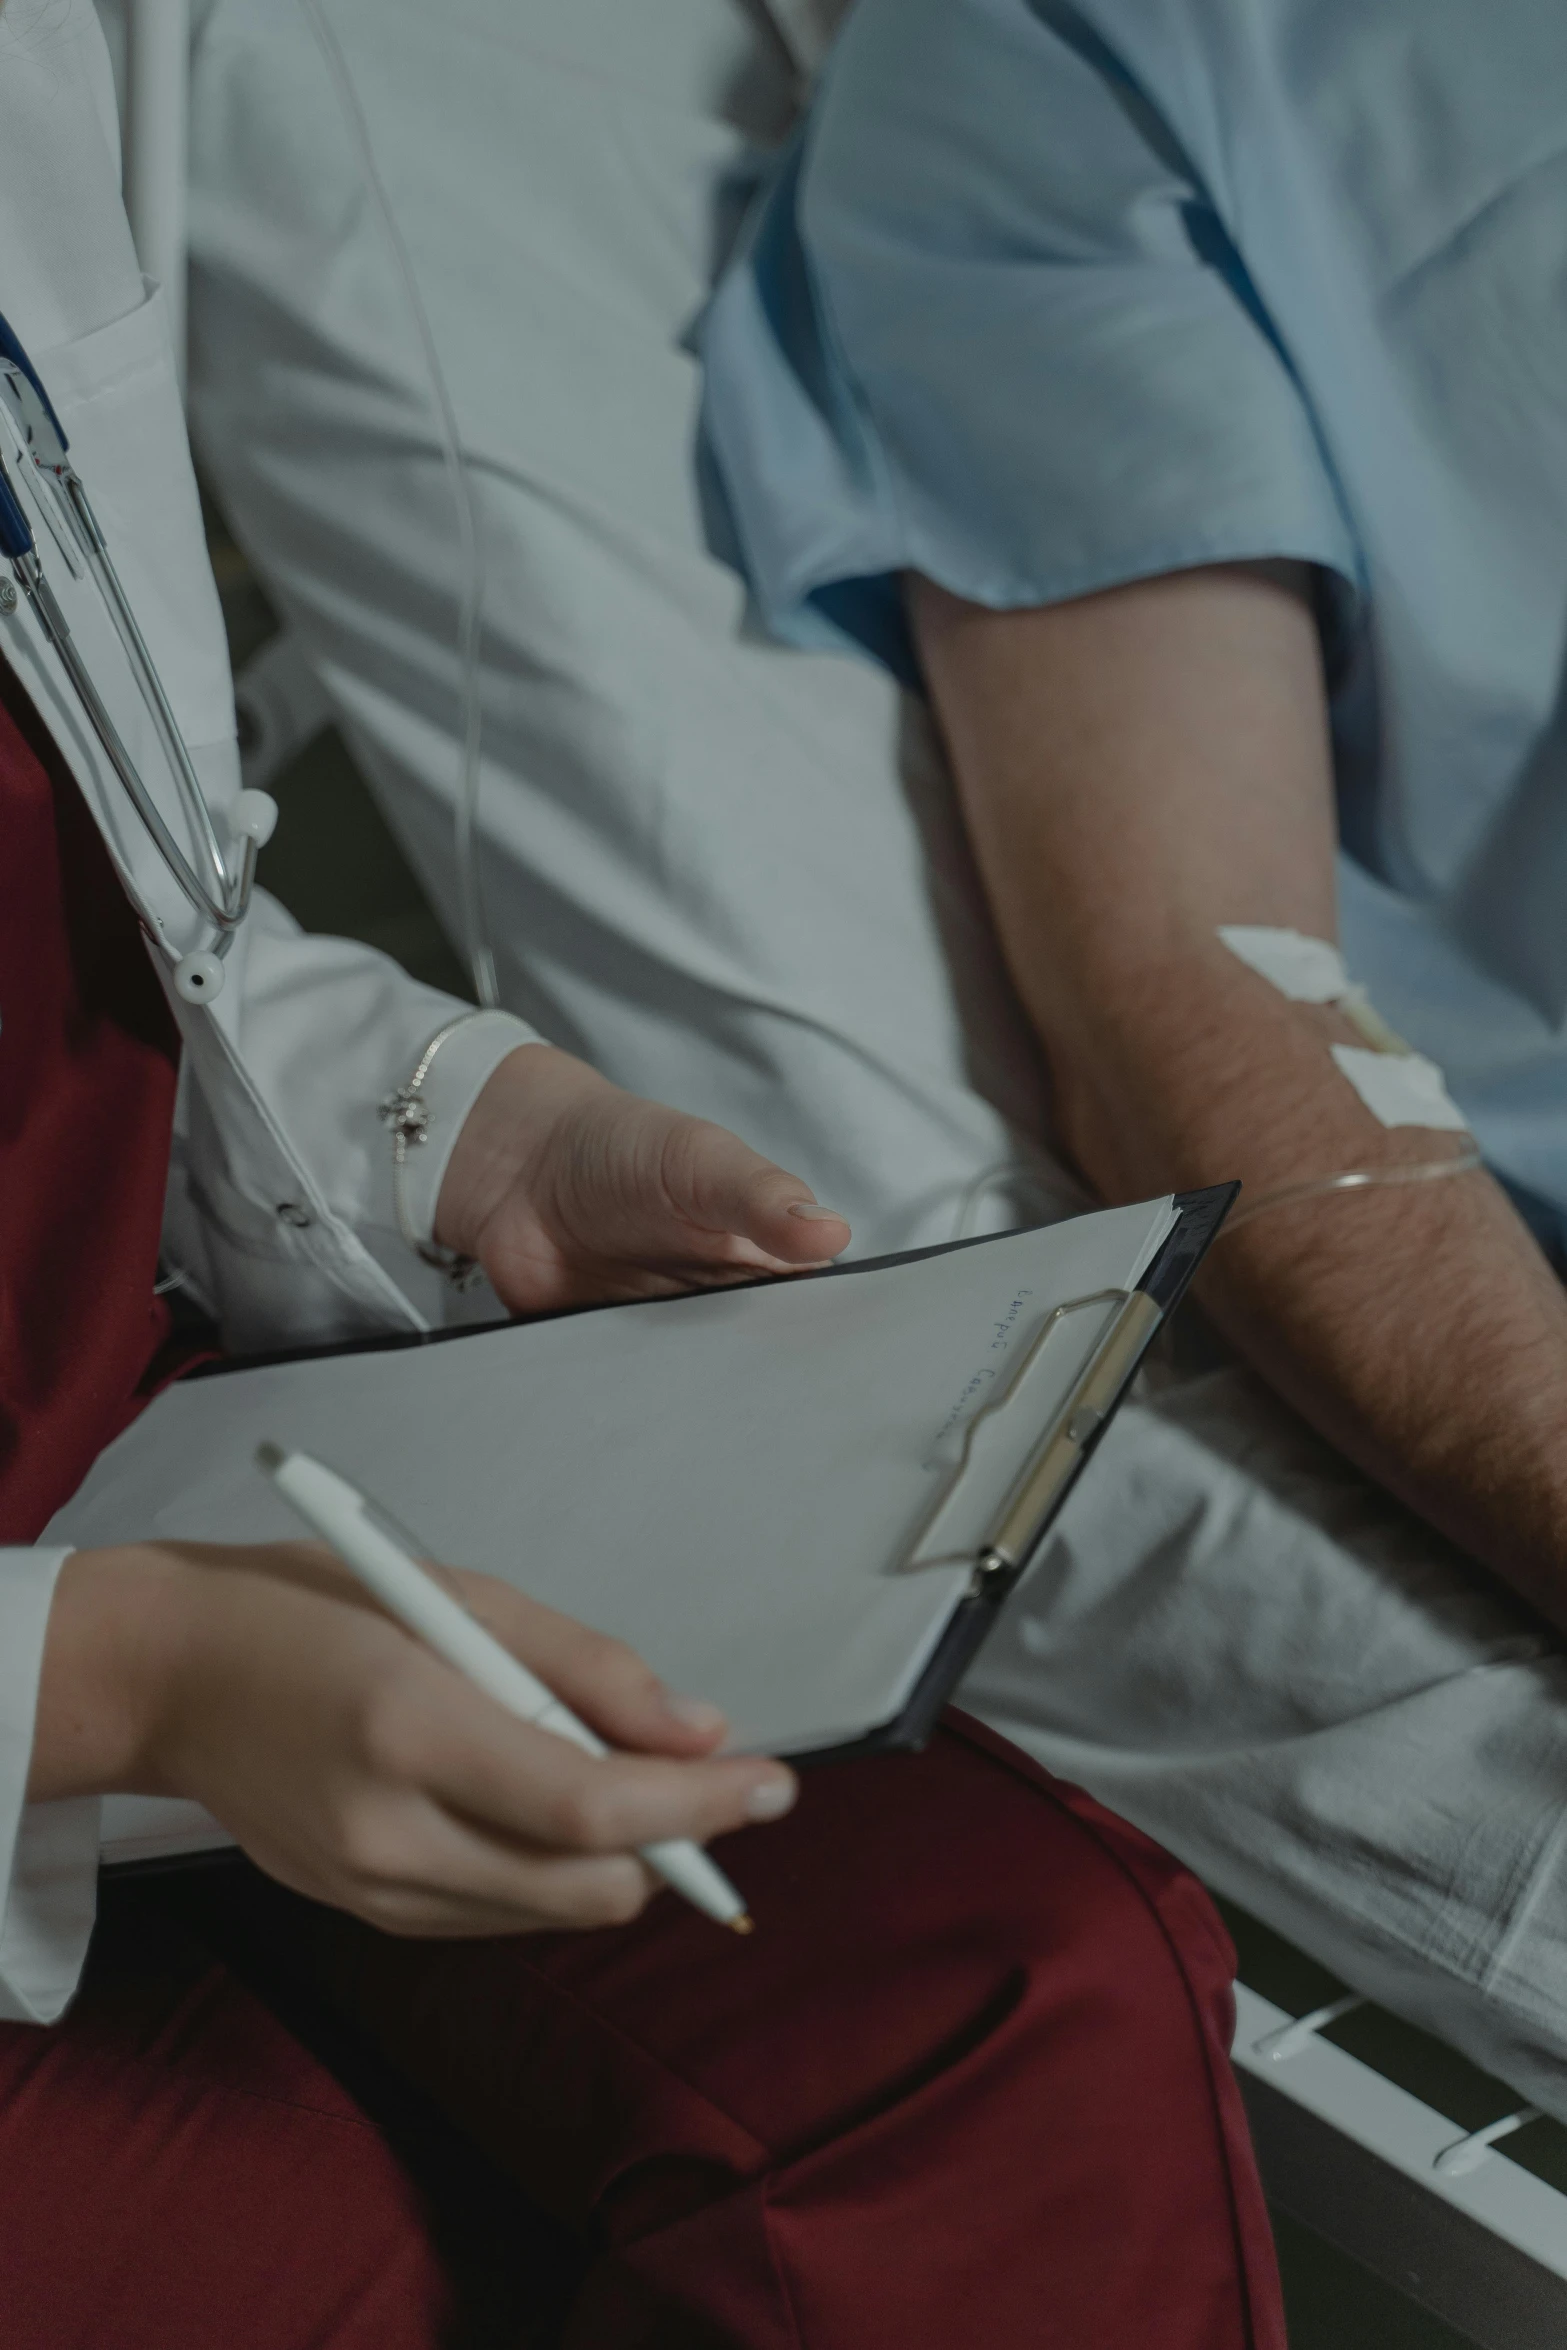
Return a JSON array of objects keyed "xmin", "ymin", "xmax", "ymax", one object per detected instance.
[{"xmin": 0, "ymin": 0, "xmax": 535, "ymax": 2023}]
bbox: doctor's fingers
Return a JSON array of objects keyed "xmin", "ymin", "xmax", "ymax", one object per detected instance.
[
  {"xmin": 650, "ymin": 1116, "xmax": 852, "ymax": 1266},
  {"xmin": 368, "ymin": 1687, "xmax": 796, "ymax": 1860},
  {"xmin": 164, "ymin": 1545, "xmax": 743, "ymax": 1763},
  {"xmin": 283, "ymin": 1785, "xmax": 661, "ymax": 1939},
  {"xmin": 439, "ymin": 1571, "xmax": 740, "ymax": 1757}
]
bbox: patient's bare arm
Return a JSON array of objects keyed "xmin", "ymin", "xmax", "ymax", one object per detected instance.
[{"xmin": 911, "ymin": 565, "xmax": 1567, "ymax": 1625}]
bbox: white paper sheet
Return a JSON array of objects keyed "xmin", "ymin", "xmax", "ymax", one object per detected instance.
[{"xmin": 55, "ymin": 1201, "xmax": 1176, "ymax": 1853}]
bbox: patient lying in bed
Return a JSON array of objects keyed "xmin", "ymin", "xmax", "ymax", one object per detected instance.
[{"xmin": 183, "ymin": 0, "xmax": 1567, "ymax": 2119}]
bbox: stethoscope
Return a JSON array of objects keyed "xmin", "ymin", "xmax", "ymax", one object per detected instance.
[{"xmin": 0, "ymin": 307, "xmax": 277, "ymax": 1004}]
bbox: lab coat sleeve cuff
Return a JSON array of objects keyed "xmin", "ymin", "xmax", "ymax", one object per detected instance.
[
  {"xmin": 395, "ymin": 1010, "xmax": 546, "ymax": 1249},
  {"xmin": 0, "ymin": 1549, "xmax": 100, "ymax": 2026}
]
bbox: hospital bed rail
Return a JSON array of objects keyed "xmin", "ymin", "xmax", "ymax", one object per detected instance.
[{"xmin": 1228, "ymin": 1922, "xmax": 1567, "ymax": 2344}]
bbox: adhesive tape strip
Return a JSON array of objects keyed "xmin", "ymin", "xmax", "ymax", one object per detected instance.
[
  {"xmin": 1330, "ymin": 1046, "xmax": 1469, "ymax": 1131},
  {"xmin": 1217, "ymin": 926, "xmax": 1348, "ymax": 1001},
  {"xmin": 1219, "ymin": 926, "xmax": 1468, "ymax": 1130},
  {"xmin": 1218, "ymin": 929, "xmax": 1409, "ymax": 1048}
]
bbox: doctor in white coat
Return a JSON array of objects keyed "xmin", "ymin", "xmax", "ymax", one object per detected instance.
[
  {"xmin": 0, "ymin": 17, "xmax": 1287, "ymax": 2350},
  {"xmin": 0, "ymin": 0, "xmax": 840, "ymax": 2029}
]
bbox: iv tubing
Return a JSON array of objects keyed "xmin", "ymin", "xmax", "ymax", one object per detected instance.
[{"xmin": 1220, "ymin": 1147, "xmax": 1485, "ymax": 1236}]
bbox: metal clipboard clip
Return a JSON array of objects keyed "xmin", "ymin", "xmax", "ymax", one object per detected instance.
[{"xmin": 898, "ymin": 1286, "xmax": 1164, "ymax": 1589}]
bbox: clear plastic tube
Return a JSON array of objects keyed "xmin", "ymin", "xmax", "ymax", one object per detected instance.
[
  {"xmin": 1218, "ymin": 1145, "xmax": 1485, "ymax": 1236},
  {"xmin": 948, "ymin": 1143, "xmax": 1485, "ymax": 1247},
  {"xmin": 950, "ymin": 1154, "xmax": 1093, "ymax": 1240}
]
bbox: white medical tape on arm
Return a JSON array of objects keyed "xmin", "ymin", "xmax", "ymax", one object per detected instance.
[
  {"xmin": 1217, "ymin": 925, "xmax": 1468, "ymax": 1130},
  {"xmin": 1328, "ymin": 1047, "xmax": 1470, "ymax": 1132},
  {"xmin": 1217, "ymin": 926, "xmax": 1348, "ymax": 1001}
]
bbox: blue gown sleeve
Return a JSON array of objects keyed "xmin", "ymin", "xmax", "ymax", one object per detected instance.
[{"xmin": 700, "ymin": 0, "xmax": 1359, "ymax": 679}]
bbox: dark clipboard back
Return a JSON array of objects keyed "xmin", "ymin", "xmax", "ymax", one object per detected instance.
[{"xmin": 107, "ymin": 1185, "xmax": 1234, "ymax": 1876}]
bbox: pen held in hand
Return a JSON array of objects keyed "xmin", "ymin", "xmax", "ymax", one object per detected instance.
[{"xmin": 255, "ymin": 1442, "xmax": 755, "ymax": 1933}]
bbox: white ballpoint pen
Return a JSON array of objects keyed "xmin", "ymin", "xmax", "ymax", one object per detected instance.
[{"xmin": 256, "ymin": 1443, "xmax": 755, "ymax": 1934}]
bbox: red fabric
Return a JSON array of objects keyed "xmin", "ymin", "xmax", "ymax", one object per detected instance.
[
  {"xmin": 0, "ymin": 673, "xmax": 180, "ymax": 1541},
  {"xmin": 0, "ymin": 1889, "xmax": 459, "ymax": 2349},
  {"xmin": 0, "ymin": 654, "xmax": 1285, "ymax": 2348},
  {"xmin": 0, "ymin": 1715, "xmax": 1287, "ymax": 2349}
]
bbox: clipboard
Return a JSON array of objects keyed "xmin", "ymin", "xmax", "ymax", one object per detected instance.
[
  {"xmin": 69, "ymin": 1184, "xmax": 1234, "ymax": 1871},
  {"xmin": 824, "ymin": 1180, "xmax": 1234, "ymax": 1761}
]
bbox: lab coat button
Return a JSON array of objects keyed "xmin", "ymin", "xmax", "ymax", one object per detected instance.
[
  {"xmin": 0, "ymin": 581, "xmax": 16, "ymax": 614},
  {"xmin": 276, "ymin": 1201, "xmax": 313, "ymax": 1228}
]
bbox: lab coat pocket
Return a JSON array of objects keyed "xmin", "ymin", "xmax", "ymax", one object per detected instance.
[{"xmin": 33, "ymin": 280, "xmax": 237, "ymax": 759}]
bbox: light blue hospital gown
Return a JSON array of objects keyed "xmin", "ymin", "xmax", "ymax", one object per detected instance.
[{"xmin": 701, "ymin": 0, "xmax": 1567, "ymax": 1252}]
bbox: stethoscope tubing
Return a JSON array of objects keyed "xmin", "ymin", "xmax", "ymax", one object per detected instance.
[
  {"xmin": 67, "ymin": 470, "xmax": 240, "ymax": 921},
  {"xmin": 14, "ymin": 542, "xmax": 242, "ymax": 936},
  {"xmin": 0, "ymin": 306, "xmax": 271, "ymax": 996}
]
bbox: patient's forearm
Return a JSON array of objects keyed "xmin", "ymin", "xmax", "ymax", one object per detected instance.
[
  {"xmin": 912, "ymin": 567, "xmax": 1567, "ymax": 1624},
  {"xmin": 1055, "ymin": 945, "xmax": 1567, "ymax": 1617}
]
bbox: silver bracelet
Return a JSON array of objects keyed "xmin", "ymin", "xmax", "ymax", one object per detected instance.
[{"xmin": 378, "ymin": 1016, "xmax": 486, "ymax": 1288}]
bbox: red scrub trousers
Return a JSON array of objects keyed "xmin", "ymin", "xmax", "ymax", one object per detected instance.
[
  {"xmin": 0, "ymin": 673, "xmax": 1286, "ymax": 2346},
  {"xmin": 0, "ymin": 1715, "xmax": 1285, "ymax": 2349}
]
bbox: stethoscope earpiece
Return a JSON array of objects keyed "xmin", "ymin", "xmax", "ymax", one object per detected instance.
[
  {"xmin": 231, "ymin": 788, "xmax": 279, "ymax": 847},
  {"xmin": 172, "ymin": 950, "xmax": 226, "ymax": 1004}
]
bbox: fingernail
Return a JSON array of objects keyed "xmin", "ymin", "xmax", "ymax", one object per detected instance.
[
  {"xmin": 787, "ymin": 1202, "xmax": 845, "ymax": 1223},
  {"xmin": 746, "ymin": 1775, "xmax": 797, "ymax": 1821},
  {"xmin": 665, "ymin": 1693, "xmax": 727, "ymax": 1736}
]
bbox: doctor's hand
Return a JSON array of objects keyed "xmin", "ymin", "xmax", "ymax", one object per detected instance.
[
  {"xmin": 434, "ymin": 1043, "xmax": 852, "ymax": 1310},
  {"xmin": 32, "ymin": 1542, "xmax": 797, "ymax": 1938}
]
